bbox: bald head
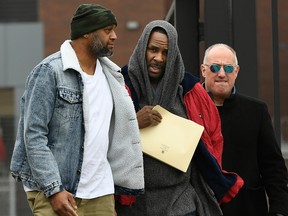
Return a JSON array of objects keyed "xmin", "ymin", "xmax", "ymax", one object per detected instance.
[{"xmin": 201, "ymin": 43, "xmax": 240, "ymax": 106}]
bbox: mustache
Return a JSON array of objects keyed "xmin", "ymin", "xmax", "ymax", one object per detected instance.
[{"xmin": 148, "ymin": 62, "xmax": 165, "ymax": 69}]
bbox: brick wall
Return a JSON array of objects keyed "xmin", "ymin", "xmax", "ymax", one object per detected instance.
[{"xmin": 39, "ymin": 0, "xmax": 172, "ymax": 67}]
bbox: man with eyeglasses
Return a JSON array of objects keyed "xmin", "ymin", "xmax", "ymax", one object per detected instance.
[{"xmin": 201, "ymin": 43, "xmax": 288, "ymax": 216}]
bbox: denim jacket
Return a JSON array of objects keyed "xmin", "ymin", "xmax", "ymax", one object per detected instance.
[{"xmin": 10, "ymin": 41, "xmax": 144, "ymax": 197}]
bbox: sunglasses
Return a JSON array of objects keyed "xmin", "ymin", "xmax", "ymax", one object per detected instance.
[{"xmin": 204, "ymin": 64, "xmax": 236, "ymax": 74}]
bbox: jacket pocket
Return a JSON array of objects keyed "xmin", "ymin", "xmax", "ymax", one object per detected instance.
[{"xmin": 55, "ymin": 87, "xmax": 82, "ymax": 119}]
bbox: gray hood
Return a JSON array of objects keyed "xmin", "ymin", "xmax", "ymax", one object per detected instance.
[{"xmin": 128, "ymin": 20, "xmax": 186, "ymax": 117}]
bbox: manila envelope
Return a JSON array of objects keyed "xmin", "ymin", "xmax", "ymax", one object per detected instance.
[{"xmin": 140, "ymin": 105, "xmax": 204, "ymax": 172}]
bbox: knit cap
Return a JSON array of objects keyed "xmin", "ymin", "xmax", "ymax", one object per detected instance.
[{"xmin": 70, "ymin": 4, "xmax": 117, "ymax": 40}]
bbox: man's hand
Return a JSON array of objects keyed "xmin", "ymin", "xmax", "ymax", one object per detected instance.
[
  {"xmin": 49, "ymin": 190, "xmax": 78, "ymax": 216},
  {"xmin": 137, "ymin": 106, "xmax": 162, "ymax": 129}
]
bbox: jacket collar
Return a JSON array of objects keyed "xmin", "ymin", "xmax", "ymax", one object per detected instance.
[{"xmin": 60, "ymin": 40, "xmax": 82, "ymax": 73}]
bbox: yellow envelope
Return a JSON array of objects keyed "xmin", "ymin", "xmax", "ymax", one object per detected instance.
[{"xmin": 140, "ymin": 105, "xmax": 204, "ymax": 172}]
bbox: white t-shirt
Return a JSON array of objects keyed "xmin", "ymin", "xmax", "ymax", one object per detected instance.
[{"xmin": 76, "ymin": 60, "xmax": 114, "ymax": 199}]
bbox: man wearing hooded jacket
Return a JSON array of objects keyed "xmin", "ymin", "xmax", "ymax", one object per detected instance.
[{"xmin": 115, "ymin": 20, "xmax": 243, "ymax": 216}]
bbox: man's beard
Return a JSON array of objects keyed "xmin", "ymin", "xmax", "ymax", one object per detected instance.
[{"xmin": 88, "ymin": 32, "xmax": 113, "ymax": 57}]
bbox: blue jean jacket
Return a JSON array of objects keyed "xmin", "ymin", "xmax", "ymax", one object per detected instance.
[{"xmin": 10, "ymin": 50, "xmax": 144, "ymax": 197}]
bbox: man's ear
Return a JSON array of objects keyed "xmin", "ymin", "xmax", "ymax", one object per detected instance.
[
  {"xmin": 200, "ymin": 64, "xmax": 206, "ymax": 78},
  {"xmin": 234, "ymin": 65, "xmax": 240, "ymax": 77}
]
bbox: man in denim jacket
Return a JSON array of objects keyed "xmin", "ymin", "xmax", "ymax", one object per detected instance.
[{"xmin": 10, "ymin": 4, "xmax": 144, "ymax": 216}]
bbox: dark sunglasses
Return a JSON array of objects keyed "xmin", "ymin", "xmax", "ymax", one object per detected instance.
[{"xmin": 204, "ymin": 64, "xmax": 236, "ymax": 74}]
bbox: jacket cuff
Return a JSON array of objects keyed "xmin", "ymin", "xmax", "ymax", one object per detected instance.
[{"xmin": 44, "ymin": 183, "xmax": 64, "ymax": 197}]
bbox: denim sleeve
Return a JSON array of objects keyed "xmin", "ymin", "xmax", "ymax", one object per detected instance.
[{"xmin": 23, "ymin": 63, "xmax": 63, "ymax": 196}]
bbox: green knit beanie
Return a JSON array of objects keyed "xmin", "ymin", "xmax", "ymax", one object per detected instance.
[{"xmin": 70, "ymin": 4, "xmax": 117, "ymax": 40}]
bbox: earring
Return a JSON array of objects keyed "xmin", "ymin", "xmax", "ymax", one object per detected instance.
[{"xmin": 84, "ymin": 34, "xmax": 88, "ymax": 38}]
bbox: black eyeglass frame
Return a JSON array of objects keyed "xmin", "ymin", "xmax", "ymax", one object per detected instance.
[{"xmin": 204, "ymin": 63, "xmax": 237, "ymax": 74}]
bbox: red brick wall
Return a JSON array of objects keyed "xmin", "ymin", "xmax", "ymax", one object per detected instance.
[{"xmin": 39, "ymin": 0, "xmax": 171, "ymax": 67}]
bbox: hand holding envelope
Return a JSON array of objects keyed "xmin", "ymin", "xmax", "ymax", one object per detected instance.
[{"xmin": 140, "ymin": 105, "xmax": 204, "ymax": 172}]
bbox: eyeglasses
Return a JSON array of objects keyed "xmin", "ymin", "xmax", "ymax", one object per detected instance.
[{"xmin": 204, "ymin": 64, "xmax": 236, "ymax": 74}]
